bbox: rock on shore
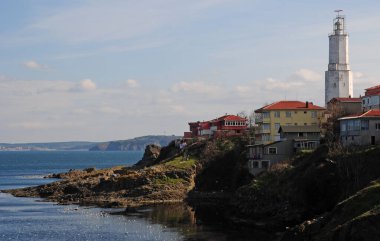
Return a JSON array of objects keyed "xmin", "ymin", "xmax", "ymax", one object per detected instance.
[{"xmin": 2, "ymin": 142, "xmax": 197, "ymax": 208}]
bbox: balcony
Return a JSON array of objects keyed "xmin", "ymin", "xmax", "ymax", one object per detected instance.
[{"xmin": 256, "ymin": 129, "xmax": 270, "ymax": 134}]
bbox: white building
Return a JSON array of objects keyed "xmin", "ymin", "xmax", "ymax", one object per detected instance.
[
  {"xmin": 325, "ymin": 11, "xmax": 353, "ymax": 105},
  {"xmin": 362, "ymin": 85, "xmax": 380, "ymax": 111}
]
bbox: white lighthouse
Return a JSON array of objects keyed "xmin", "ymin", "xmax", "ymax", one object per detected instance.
[{"xmin": 325, "ymin": 10, "xmax": 353, "ymax": 105}]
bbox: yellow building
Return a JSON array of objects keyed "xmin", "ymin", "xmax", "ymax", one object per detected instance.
[{"xmin": 254, "ymin": 101, "xmax": 325, "ymax": 144}]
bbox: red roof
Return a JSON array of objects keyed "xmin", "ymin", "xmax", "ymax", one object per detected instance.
[
  {"xmin": 365, "ymin": 85, "xmax": 380, "ymax": 91},
  {"xmin": 256, "ymin": 101, "xmax": 325, "ymax": 112},
  {"xmin": 212, "ymin": 114, "xmax": 247, "ymax": 122},
  {"xmin": 365, "ymin": 85, "xmax": 380, "ymax": 96},
  {"xmin": 329, "ymin": 97, "xmax": 361, "ymax": 103},
  {"xmin": 199, "ymin": 122, "xmax": 211, "ymax": 129},
  {"xmin": 339, "ymin": 110, "xmax": 380, "ymax": 120}
]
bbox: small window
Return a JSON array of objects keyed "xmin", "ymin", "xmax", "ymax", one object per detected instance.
[
  {"xmin": 298, "ymin": 132, "xmax": 304, "ymax": 137},
  {"xmin": 376, "ymin": 123, "xmax": 380, "ymax": 130},
  {"xmin": 268, "ymin": 147, "xmax": 277, "ymax": 154},
  {"xmin": 275, "ymin": 123, "xmax": 280, "ymax": 131},
  {"xmin": 286, "ymin": 111, "xmax": 291, "ymax": 118},
  {"xmin": 304, "ymin": 123, "xmax": 307, "ymax": 126},
  {"xmin": 294, "ymin": 123, "xmax": 298, "ymax": 126},
  {"xmin": 274, "ymin": 111, "xmax": 280, "ymax": 118},
  {"xmin": 311, "ymin": 111, "xmax": 317, "ymax": 118},
  {"xmin": 263, "ymin": 112, "xmax": 270, "ymax": 118},
  {"xmin": 304, "ymin": 111, "xmax": 307, "ymax": 114}
]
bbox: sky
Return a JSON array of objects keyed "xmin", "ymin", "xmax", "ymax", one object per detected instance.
[{"xmin": 1, "ymin": 0, "xmax": 380, "ymax": 143}]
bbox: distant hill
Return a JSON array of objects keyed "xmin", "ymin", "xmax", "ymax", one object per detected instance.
[
  {"xmin": 89, "ymin": 135, "xmax": 181, "ymax": 151},
  {"xmin": 0, "ymin": 142, "xmax": 97, "ymax": 151}
]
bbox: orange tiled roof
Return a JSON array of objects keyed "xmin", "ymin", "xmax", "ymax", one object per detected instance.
[{"xmin": 256, "ymin": 101, "xmax": 325, "ymax": 112}]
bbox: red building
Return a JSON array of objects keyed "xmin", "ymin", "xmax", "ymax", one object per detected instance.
[{"xmin": 184, "ymin": 114, "xmax": 248, "ymax": 139}]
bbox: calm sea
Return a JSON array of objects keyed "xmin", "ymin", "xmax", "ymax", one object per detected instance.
[{"xmin": 0, "ymin": 151, "xmax": 276, "ymax": 241}]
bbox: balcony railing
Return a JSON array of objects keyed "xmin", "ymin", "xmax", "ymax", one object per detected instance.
[{"xmin": 256, "ymin": 129, "xmax": 270, "ymax": 134}]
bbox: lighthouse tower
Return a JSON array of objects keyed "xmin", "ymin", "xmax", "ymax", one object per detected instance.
[{"xmin": 325, "ymin": 10, "xmax": 353, "ymax": 105}]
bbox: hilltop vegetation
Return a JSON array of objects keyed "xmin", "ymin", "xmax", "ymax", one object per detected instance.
[{"xmin": 89, "ymin": 135, "xmax": 181, "ymax": 151}]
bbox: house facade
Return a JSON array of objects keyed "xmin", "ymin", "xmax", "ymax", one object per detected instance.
[
  {"xmin": 362, "ymin": 85, "xmax": 380, "ymax": 111},
  {"xmin": 247, "ymin": 125, "xmax": 322, "ymax": 176},
  {"xmin": 339, "ymin": 110, "xmax": 380, "ymax": 146},
  {"xmin": 247, "ymin": 140, "xmax": 293, "ymax": 176},
  {"xmin": 254, "ymin": 101, "xmax": 325, "ymax": 144},
  {"xmin": 279, "ymin": 125, "xmax": 322, "ymax": 151},
  {"xmin": 184, "ymin": 114, "xmax": 247, "ymax": 139},
  {"xmin": 327, "ymin": 97, "xmax": 362, "ymax": 116}
]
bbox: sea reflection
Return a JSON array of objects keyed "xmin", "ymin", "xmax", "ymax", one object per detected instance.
[{"xmin": 111, "ymin": 204, "xmax": 278, "ymax": 241}]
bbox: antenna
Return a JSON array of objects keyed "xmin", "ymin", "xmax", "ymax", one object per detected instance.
[{"xmin": 334, "ymin": 9, "xmax": 343, "ymax": 17}]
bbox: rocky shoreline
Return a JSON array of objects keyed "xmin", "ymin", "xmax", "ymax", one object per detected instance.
[{"xmin": 2, "ymin": 143, "xmax": 197, "ymax": 208}]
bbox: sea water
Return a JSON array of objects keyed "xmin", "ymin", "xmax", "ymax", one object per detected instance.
[{"xmin": 0, "ymin": 151, "xmax": 275, "ymax": 241}]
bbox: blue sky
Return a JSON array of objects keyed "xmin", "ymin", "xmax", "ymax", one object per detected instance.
[{"xmin": 1, "ymin": 0, "xmax": 379, "ymax": 142}]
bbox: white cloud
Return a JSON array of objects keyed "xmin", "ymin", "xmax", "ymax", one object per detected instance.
[
  {"xmin": 264, "ymin": 78, "xmax": 304, "ymax": 91},
  {"xmin": 125, "ymin": 79, "xmax": 139, "ymax": 88},
  {"xmin": 170, "ymin": 105, "xmax": 185, "ymax": 114},
  {"xmin": 290, "ymin": 68, "xmax": 322, "ymax": 82},
  {"xmin": 23, "ymin": 60, "xmax": 49, "ymax": 70},
  {"xmin": 80, "ymin": 79, "xmax": 97, "ymax": 91},
  {"xmin": 99, "ymin": 106, "xmax": 121, "ymax": 114},
  {"xmin": 353, "ymin": 71, "xmax": 365, "ymax": 79},
  {"xmin": 235, "ymin": 85, "xmax": 251, "ymax": 93},
  {"xmin": 171, "ymin": 81, "xmax": 220, "ymax": 94}
]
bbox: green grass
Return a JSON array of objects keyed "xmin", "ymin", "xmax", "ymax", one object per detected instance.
[{"xmin": 163, "ymin": 156, "xmax": 197, "ymax": 169}]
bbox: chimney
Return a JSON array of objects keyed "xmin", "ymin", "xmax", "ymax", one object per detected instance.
[{"xmin": 306, "ymin": 101, "xmax": 309, "ymax": 108}]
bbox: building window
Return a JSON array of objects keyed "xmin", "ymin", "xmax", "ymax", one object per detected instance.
[
  {"xmin": 361, "ymin": 120, "xmax": 369, "ymax": 131},
  {"xmin": 311, "ymin": 111, "xmax": 317, "ymax": 118},
  {"xmin": 262, "ymin": 124, "xmax": 270, "ymax": 130},
  {"xmin": 262, "ymin": 134, "xmax": 270, "ymax": 141},
  {"xmin": 341, "ymin": 122, "xmax": 346, "ymax": 132},
  {"xmin": 376, "ymin": 123, "xmax": 380, "ymax": 130},
  {"xmin": 268, "ymin": 147, "xmax": 277, "ymax": 154},
  {"xmin": 298, "ymin": 132, "xmax": 304, "ymax": 137},
  {"xmin": 286, "ymin": 111, "xmax": 291, "ymax": 118},
  {"xmin": 275, "ymin": 123, "xmax": 280, "ymax": 132},
  {"xmin": 274, "ymin": 111, "xmax": 280, "ymax": 118},
  {"xmin": 263, "ymin": 112, "xmax": 270, "ymax": 118},
  {"xmin": 262, "ymin": 161, "xmax": 270, "ymax": 169},
  {"xmin": 304, "ymin": 111, "xmax": 307, "ymax": 114},
  {"xmin": 252, "ymin": 161, "xmax": 259, "ymax": 168},
  {"xmin": 362, "ymin": 99, "xmax": 365, "ymax": 105}
]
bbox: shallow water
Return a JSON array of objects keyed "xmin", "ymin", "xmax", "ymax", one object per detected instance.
[{"xmin": 0, "ymin": 151, "xmax": 276, "ymax": 241}]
